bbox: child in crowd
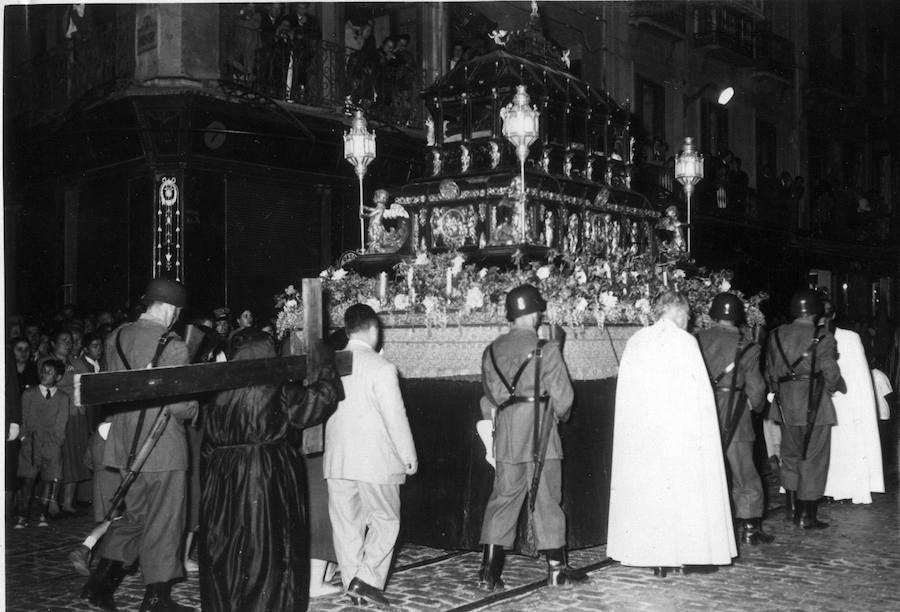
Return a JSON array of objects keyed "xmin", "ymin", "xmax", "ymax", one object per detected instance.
[{"xmin": 15, "ymin": 359, "xmax": 71, "ymax": 528}]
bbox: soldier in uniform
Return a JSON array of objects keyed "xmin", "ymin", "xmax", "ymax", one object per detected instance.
[
  {"xmin": 766, "ymin": 289, "xmax": 843, "ymax": 530},
  {"xmin": 81, "ymin": 279, "xmax": 198, "ymax": 612},
  {"xmin": 475, "ymin": 284, "xmax": 588, "ymax": 589},
  {"xmin": 697, "ymin": 293, "xmax": 773, "ymax": 544}
]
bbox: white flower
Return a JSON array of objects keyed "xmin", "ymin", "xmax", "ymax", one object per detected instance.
[
  {"xmin": 575, "ymin": 268, "xmax": 587, "ymax": 285},
  {"xmin": 451, "ymin": 255, "xmax": 465, "ymax": 274},
  {"xmin": 364, "ymin": 297, "xmax": 381, "ymax": 312},
  {"xmin": 719, "ymin": 279, "xmax": 732, "ymax": 292},
  {"xmin": 319, "ymin": 269, "xmax": 330, "ymax": 279},
  {"xmin": 703, "ymin": 279, "xmax": 712, "ymax": 287},
  {"xmin": 415, "ymin": 252, "xmax": 430, "ymax": 266},
  {"xmin": 575, "ymin": 297, "xmax": 588, "ymax": 313},
  {"xmin": 635, "ymin": 298, "xmax": 651, "ymax": 313},
  {"xmin": 465, "ymin": 286, "xmax": 484, "ymax": 310},
  {"xmin": 285, "ymin": 298, "xmax": 298, "ymax": 309},
  {"xmin": 673, "ymin": 269, "xmax": 686, "ymax": 279},
  {"xmin": 599, "ymin": 292, "xmax": 619, "ymax": 310},
  {"xmin": 536, "ymin": 265, "xmax": 551, "ymax": 280},
  {"xmin": 423, "ymin": 296, "xmax": 439, "ymax": 314},
  {"xmin": 478, "ymin": 268, "xmax": 488, "ymax": 279},
  {"xmin": 393, "ymin": 293, "xmax": 411, "ymax": 310},
  {"xmin": 285, "ymin": 284, "xmax": 297, "ymax": 296},
  {"xmin": 331, "ymin": 269, "xmax": 348, "ymax": 282},
  {"xmin": 383, "ymin": 203, "xmax": 409, "ymax": 219}
]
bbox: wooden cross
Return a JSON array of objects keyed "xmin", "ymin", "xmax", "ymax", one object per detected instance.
[{"xmin": 75, "ymin": 278, "xmax": 352, "ymax": 408}]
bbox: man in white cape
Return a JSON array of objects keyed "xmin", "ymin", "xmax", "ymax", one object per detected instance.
[
  {"xmin": 822, "ymin": 305, "xmax": 884, "ymax": 504},
  {"xmin": 607, "ymin": 291, "xmax": 736, "ymax": 576}
]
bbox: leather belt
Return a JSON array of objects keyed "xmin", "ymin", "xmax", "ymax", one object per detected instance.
[
  {"xmin": 777, "ymin": 374, "xmax": 812, "ymax": 383},
  {"xmin": 714, "ymin": 386, "xmax": 744, "ymax": 393}
]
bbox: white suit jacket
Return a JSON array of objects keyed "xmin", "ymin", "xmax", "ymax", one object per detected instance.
[{"xmin": 324, "ymin": 339, "xmax": 417, "ymax": 485}]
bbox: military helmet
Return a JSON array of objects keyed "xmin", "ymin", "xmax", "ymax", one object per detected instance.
[
  {"xmin": 709, "ymin": 292, "xmax": 744, "ymax": 323},
  {"xmin": 505, "ymin": 284, "xmax": 547, "ymax": 321},
  {"xmin": 789, "ymin": 288, "xmax": 821, "ymax": 319},
  {"xmin": 142, "ymin": 278, "xmax": 187, "ymax": 308}
]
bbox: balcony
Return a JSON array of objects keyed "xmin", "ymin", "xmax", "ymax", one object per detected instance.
[
  {"xmin": 753, "ymin": 29, "xmax": 794, "ymax": 84},
  {"xmin": 220, "ymin": 18, "xmax": 426, "ymax": 129},
  {"xmin": 693, "ymin": 5, "xmax": 757, "ymax": 66},
  {"xmin": 8, "ymin": 26, "xmax": 135, "ymax": 124},
  {"xmin": 629, "ymin": 1, "xmax": 687, "ymax": 41}
]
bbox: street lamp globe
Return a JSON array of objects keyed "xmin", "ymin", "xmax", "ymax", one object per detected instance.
[
  {"xmin": 501, "ymin": 85, "xmax": 540, "ymax": 198},
  {"xmin": 674, "ymin": 137, "xmax": 704, "ymax": 253},
  {"xmin": 343, "ymin": 110, "xmax": 377, "ymax": 253}
]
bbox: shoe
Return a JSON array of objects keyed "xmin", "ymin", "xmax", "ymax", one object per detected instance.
[
  {"xmin": 13, "ymin": 516, "xmax": 26, "ymax": 529},
  {"xmin": 347, "ymin": 577, "xmax": 391, "ymax": 609},
  {"xmin": 544, "ymin": 548, "xmax": 589, "ymax": 585},
  {"xmin": 784, "ymin": 490, "xmax": 798, "ymax": 521},
  {"xmin": 477, "ymin": 544, "xmax": 505, "ymax": 591},
  {"xmin": 652, "ymin": 566, "xmax": 676, "ymax": 578},
  {"xmin": 70, "ymin": 544, "xmax": 93, "ymax": 576},
  {"xmin": 682, "ymin": 565, "xmax": 719, "ymax": 575},
  {"xmin": 37, "ymin": 515, "xmax": 49, "ymax": 527},
  {"xmin": 739, "ymin": 519, "xmax": 775, "ymax": 545},
  {"xmin": 796, "ymin": 500, "xmax": 829, "ymax": 530},
  {"xmin": 139, "ymin": 582, "xmax": 194, "ymax": 612},
  {"xmin": 81, "ymin": 558, "xmax": 127, "ymax": 612}
]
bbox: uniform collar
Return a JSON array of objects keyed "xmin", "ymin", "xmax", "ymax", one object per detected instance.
[{"xmin": 347, "ymin": 338, "xmax": 375, "ymax": 352}]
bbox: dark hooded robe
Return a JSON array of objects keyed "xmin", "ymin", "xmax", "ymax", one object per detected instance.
[{"xmin": 199, "ymin": 330, "xmax": 341, "ymax": 612}]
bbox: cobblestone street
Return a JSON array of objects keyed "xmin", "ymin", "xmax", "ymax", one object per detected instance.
[{"xmin": 5, "ymin": 473, "xmax": 899, "ymax": 611}]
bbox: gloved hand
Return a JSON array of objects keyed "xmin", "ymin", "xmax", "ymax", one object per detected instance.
[
  {"xmin": 476, "ymin": 419, "xmax": 496, "ymax": 468},
  {"xmin": 7, "ymin": 423, "xmax": 19, "ymax": 442},
  {"xmin": 766, "ymin": 392, "xmax": 775, "ymax": 403},
  {"xmin": 405, "ymin": 459, "xmax": 418, "ymax": 476}
]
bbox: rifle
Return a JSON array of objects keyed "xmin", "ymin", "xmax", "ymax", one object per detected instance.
[
  {"xmin": 801, "ymin": 326, "xmax": 824, "ymax": 460},
  {"xmin": 528, "ymin": 341, "xmax": 550, "ymax": 513}
]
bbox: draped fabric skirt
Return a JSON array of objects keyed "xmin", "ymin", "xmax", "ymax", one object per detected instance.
[{"xmin": 200, "ymin": 443, "xmax": 310, "ymax": 612}]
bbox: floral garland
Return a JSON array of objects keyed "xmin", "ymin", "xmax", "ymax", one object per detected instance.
[{"xmin": 274, "ymin": 250, "xmax": 767, "ymax": 338}]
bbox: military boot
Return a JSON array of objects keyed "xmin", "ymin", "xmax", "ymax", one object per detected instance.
[
  {"xmin": 796, "ymin": 500, "xmax": 829, "ymax": 530},
  {"xmin": 139, "ymin": 582, "xmax": 195, "ymax": 612},
  {"xmin": 544, "ymin": 548, "xmax": 589, "ymax": 586},
  {"xmin": 784, "ymin": 490, "xmax": 798, "ymax": 521},
  {"xmin": 477, "ymin": 544, "xmax": 505, "ymax": 591},
  {"xmin": 739, "ymin": 518, "xmax": 775, "ymax": 545},
  {"xmin": 80, "ymin": 558, "xmax": 127, "ymax": 612}
]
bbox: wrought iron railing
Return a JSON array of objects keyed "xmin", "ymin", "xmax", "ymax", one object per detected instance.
[
  {"xmin": 220, "ymin": 18, "xmax": 426, "ymax": 128},
  {"xmin": 630, "ymin": 1, "xmax": 687, "ymax": 35},
  {"xmin": 693, "ymin": 4, "xmax": 757, "ymax": 61},
  {"xmin": 9, "ymin": 25, "xmax": 134, "ymax": 122}
]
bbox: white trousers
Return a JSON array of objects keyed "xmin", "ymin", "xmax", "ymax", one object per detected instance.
[{"xmin": 327, "ymin": 478, "xmax": 401, "ymax": 591}]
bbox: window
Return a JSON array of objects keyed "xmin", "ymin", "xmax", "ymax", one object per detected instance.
[
  {"xmin": 700, "ymin": 101, "xmax": 729, "ymax": 157},
  {"xmin": 636, "ymin": 78, "xmax": 666, "ymax": 152}
]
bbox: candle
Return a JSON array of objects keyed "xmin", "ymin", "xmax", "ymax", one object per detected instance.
[
  {"xmin": 407, "ymin": 267, "xmax": 416, "ymax": 303},
  {"xmin": 663, "ymin": 270, "xmax": 668, "ymax": 287},
  {"xmin": 445, "ymin": 268, "xmax": 454, "ymax": 297},
  {"xmin": 376, "ymin": 272, "xmax": 388, "ymax": 303}
]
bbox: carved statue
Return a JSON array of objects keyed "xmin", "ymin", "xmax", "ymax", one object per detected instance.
[
  {"xmin": 543, "ymin": 208, "xmax": 555, "ymax": 248},
  {"xmin": 657, "ymin": 205, "xmax": 686, "ymax": 254},
  {"xmin": 585, "ymin": 157, "xmax": 595, "ymax": 182},
  {"xmin": 609, "ymin": 217, "xmax": 620, "ymax": 255},
  {"xmin": 489, "ymin": 29, "xmax": 508, "ymax": 47},
  {"xmin": 477, "ymin": 205, "xmax": 489, "ymax": 248},
  {"xmin": 489, "ymin": 141, "xmax": 501, "ymax": 169},
  {"xmin": 565, "ymin": 212, "xmax": 580, "ymax": 253},
  {"xmin": 363, "ymin": 189, "xmax": 410, "ymax": 253},
  {"xmin": 628, "ymin": 220, "xmax": 639, "ymax": 254},
  {"xmin": 417, "ymin": 209, "xmax": 428, "ymax": 251},
  {"xmin": 460, "ymin": 144, "xmax": 471, "ymax": 173},
  {"xmin": 425, "ymin": 116, "xmax": 435, "ymax": 146},
  {"xmin": 540, "ymin": 149, "xmax": 551, "ymax": 173},
  {"xmin": 561, "ymin": 49, "xmax": 571, "ymax": 70},
  {"xmin": 563, "ymin": 153, "xmax": 573, "ymax": 178},
  {"xmin": 431, "ymin": 149, "xmax": 442, "ymax": 177}
]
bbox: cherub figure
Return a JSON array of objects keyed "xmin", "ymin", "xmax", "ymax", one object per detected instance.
[
  {"xmin": 431, "ymin": 149, "xmax": 442, "ymax": 176},
  {"xmin": 363, "ymin": 189, "xmax": 389, "ymax": 249},
  {"xmin": 425, "ymin": 116, "xmax": 435, "ymax": 146},
  {"xmin": 540, "ymin": 149, "xmax": 551, "ymax": 173},
  {"xmin": 563, "ymin": 153, "xmax": 573, "ymax": 178},
  {"xmin": 460, "ymin": 144, "xmax": 471, "ymax": 173},
  {"xmin": 489, "ymin": 29, "xmax": 508, "ymax": 47},
  {"xmin": 543, "ymin": 209, "xmax": 555, "ymax": 248},
  {"xmin": 561, "ymin": 49, "xmax": 571, "ymax": 70},
  {"xmin": 656, "ymin": 205, "xmax": 686, "ymax": 254}
]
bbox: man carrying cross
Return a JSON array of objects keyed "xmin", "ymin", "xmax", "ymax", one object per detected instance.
[{"xmin": 81, "ymin": 278, "xmax": 197, "ymax": 612}]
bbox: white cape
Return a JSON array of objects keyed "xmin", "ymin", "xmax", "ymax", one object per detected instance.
[
  {"xmin": 823, "ymin": 328, "xmax": 884, "ymax": 503},
  {"xmin": 607, "ymin": 319, "xmax": 736, "ymax": 567}
]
